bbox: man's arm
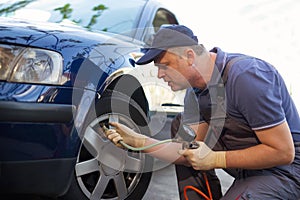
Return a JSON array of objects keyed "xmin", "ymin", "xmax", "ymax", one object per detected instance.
[
  {"xmin": 226, "ymin": 121, "xmax": 294, "ymax": 169},
  {"xmin": 106, "ymin": 122, "xmax": 209, "ymax": 166},
  {"xmin": 143, "ymin": 122, "xmax": 208, "ymax": 165},
  {"xmin": 179, "ymin": 121, "xmax": 294, "ymax": 170}
]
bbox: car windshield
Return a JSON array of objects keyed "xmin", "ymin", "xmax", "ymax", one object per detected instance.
[{"xmin": 0, "ymin": 0, "xmax": 146, "ymax": 36}]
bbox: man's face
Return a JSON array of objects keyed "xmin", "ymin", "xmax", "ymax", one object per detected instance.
[{"xmin": 154, "ymin": 50, "xmax": 191, "ymax": 91}]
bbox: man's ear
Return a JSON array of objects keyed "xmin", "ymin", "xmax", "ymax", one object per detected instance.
[{"xmin": 186, "ymin": 49, "xmax": 195, "ymax": 66}]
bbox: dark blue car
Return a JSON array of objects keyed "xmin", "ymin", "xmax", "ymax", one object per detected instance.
[{"xmin": 0, "ymin": 0, "xmax": 179, "ymax": 199}]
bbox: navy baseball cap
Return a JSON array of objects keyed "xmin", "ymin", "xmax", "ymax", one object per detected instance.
[{"xmin": 136, "ymin": 25, "xmax": 198, "ymax": 65}]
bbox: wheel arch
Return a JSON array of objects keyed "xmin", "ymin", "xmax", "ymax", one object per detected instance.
[{"xmin": 99, "ymin": 67, "xmax": 151, "ymax": 123}]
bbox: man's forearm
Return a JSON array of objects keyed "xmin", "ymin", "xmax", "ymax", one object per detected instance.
[{"xmin": 142, "ymin": 137, "xmax": 189, "ymax": 165}]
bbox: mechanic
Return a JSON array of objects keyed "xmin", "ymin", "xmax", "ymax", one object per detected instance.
[{"xmin": 105, "ymin": 25, "xmax": 300, "ymax": 199}]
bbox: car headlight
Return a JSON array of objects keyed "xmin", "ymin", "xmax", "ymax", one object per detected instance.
[{"xmin": 0, "ymin": 44, "xmax": 64, "ymax": 85}]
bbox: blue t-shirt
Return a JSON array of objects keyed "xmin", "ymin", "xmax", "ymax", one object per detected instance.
[{"xmin": 183, "ymin": 47, "xmax": 300, "ymax": 142}]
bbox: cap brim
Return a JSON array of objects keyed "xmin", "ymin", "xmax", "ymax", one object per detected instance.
[{"xmin": 136, "ymin": 48, "xmax": 164, "ymax": 65}]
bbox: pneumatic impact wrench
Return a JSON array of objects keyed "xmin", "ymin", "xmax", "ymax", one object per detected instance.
[{"xmin": 173, "ymin": 124, "xmax": 200, "ymax": 149}]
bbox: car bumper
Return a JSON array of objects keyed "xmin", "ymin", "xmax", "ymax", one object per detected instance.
[
  {"xmin": 0, "ymin": 157, "xmax": 77, "ymax": 197},
  {"xmin": 0, "ymin": 100, "xmax": 79, "ymax": 159},
  {"xmin": 0, "ymin": 101, "xmax": 79, "ymax": 196},
  {"xmin": 0, "ymin": 101, "xmax": 75, "ymax": 123}
]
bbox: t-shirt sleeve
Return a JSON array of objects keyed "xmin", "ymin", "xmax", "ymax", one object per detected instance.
[
  {"xmin": 231, "ymin": 63, "xmax": 285, "ymax": 130},
  {"xmin": 182, "ymin": 88, "xmax": 204, "ymax": 125}
]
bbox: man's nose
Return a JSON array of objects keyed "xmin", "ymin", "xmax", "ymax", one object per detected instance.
[{"xmin": 157, "ymin": 68, "xmax": 165, "ymax": 79}]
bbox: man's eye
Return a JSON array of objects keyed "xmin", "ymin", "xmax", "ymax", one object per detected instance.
[{"xmin": 156, "ymin": 64, "xmax": 168, "ymax": 69}]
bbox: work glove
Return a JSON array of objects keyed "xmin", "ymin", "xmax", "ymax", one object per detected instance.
[
  {"xmin": 178, "ymin": 141, "xmax": 226, "ymax": 170},
  {"xmin": 105, "ymin": 122, "xmax": 147, "ymax": 148}
]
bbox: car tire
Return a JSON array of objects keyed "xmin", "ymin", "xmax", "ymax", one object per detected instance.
[{"xmin": 61, "ymin": 91, "xmax": 153, "ymax": 200}]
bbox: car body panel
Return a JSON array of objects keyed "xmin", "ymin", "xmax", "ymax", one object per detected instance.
[{"xmin": 0, "ymin": 0, "xmax": 180, "ymax": 198}]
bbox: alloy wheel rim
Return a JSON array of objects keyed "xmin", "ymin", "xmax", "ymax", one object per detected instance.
[{"xmin": 75, "ymin": 113, "xmax": 145, "ymax": 199}]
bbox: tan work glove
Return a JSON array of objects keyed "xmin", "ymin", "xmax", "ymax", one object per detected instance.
[
  {"xmin": 105, "ymin": 122, "xmax": 147, "ymax": 148},
  {"xmin": 178, "ymin": 141, "xmax": 226, "ymax": 170}
]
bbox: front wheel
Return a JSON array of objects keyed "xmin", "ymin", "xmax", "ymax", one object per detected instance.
[{"xmin": 62, "ymin": 95, "xmax": 153, "ymax": 200}]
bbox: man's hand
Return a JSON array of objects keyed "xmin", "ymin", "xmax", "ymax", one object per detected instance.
[
  {"xmin": 178, "ymin": 141, "xmax": 226, "ymax": 170},
  {"xmin": 104, "ymin": 122, "xmax": 147, "ymax": 148}
]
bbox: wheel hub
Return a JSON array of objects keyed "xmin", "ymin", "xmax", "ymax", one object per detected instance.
[{"xmin": 100, "ymin": 164, "xmax": 120, "ymax": 176}]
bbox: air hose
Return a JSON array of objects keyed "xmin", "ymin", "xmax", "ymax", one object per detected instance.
[
  {"xmin": 120, "ymin": 137, "xmax": 214, "ymax": 200},
  {"xmin": 117, "ymin": 132, "xmax": 214, "ymax": 200},
  {"xmin": 183, "ymin": 172, "xmax": 213, "ymax": 200},
  {"xmin": 102, "ymin": 124, "xmax": 213, "ymax": 200},
  {"xmin": 119, "ymin": 139, "xmax": 173, "ymax": 151}
]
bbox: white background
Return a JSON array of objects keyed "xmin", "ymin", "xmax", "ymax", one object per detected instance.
[{"xmin": 160, "ymin": 0, "xmax": 300, "ymax": 109}]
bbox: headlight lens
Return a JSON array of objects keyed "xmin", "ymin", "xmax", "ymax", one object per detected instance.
[{"xmin": 0, "ymin": 44, "xmax": 64, "ymax": 85}]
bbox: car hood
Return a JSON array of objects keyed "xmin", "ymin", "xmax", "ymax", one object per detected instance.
[
  {"xmin": 0, "ymin": 17, "xmax": 144, "ymax": 90},
  {"xmin": 0, "ymin": 17, "xmax": 138, "ymax": 50}
]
